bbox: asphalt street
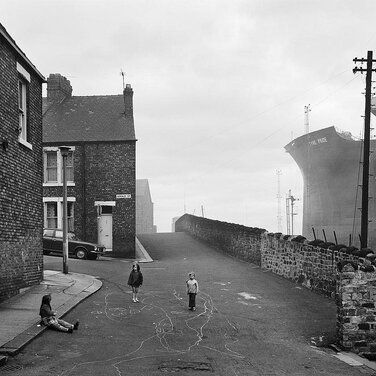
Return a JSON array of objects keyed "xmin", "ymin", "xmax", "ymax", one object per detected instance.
[{"xmin": 2, "ymin": 232, "xmax": 376, "ymax": 376}]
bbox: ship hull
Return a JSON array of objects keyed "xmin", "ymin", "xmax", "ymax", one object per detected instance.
[{"xmin": 285, "ymin": 126, "xmax": 376, "ymax": 249}]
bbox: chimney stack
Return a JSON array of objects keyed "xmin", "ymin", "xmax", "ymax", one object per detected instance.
[
  {"xmin": 123, "ymin": 84, "xmax": 133, "ymax": 117},
  {"xmin": 47, "ymin": 73, "xmax": 72, "ymax": 103}
]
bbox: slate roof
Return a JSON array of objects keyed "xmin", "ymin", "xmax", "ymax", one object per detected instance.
[{"xmin": 43, "ymin": 95, "xmax": 136, "ymax": 143}]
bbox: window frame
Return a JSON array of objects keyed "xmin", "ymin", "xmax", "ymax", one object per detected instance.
[
  {"xmin": 45, "ymin": 201, "xmax": 58, "ymax": 229},
  {"xmin": 16, "ymin": 62, "xmax": 32, "ymax": 150},
  {"xmin": 43, "ymin": 147, "xmax": 76, "ymax": 186},
  {"xmin": 43, "ymin": 197, "xmax": 76, "ymax": 230}
]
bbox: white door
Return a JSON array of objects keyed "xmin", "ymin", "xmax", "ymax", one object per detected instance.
[{"xmin": 98, "ymin": 206, "xmax": 113, "ymax": 252}]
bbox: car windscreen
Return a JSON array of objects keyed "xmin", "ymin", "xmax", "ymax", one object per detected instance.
[
  {"xmin": 55, "ymin": 230, "xmax": 63, "ymax": 238},
  {"xmin": 43, "ymin": 229, "xmax": 55, "ymax": 237},
  {"xmin": 68, "ymin": 233, "xmax": 79, "ymax": 240}
]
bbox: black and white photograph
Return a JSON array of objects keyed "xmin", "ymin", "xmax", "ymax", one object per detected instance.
[{"xmin": 2, "ymin": 1, "xmax": 376, "ymax": 375}]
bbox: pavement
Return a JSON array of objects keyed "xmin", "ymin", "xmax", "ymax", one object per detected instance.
[
  {"xmin": 0, "ymin": 270, "xmax": 102, "ymax": 366},
  {"xmin": 0, "ymin": 239, "xmax": 153, "ymax": 367}
]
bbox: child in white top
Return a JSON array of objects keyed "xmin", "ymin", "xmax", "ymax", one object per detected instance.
[{"xmin": 186, "ymin": 272, "xmax": 198, "ymax": 311}]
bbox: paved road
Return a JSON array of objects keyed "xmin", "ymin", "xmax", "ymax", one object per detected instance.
[{"xmin": 2, "ymin": 232, "xmax": 375, "ymax": 375}]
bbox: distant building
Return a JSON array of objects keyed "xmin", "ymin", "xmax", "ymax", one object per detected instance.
[
  {"xmin": 0, "ymin": 23, "xmax": 45, "ymax": 301},
  {"xmin": 172, "ymin": 216, "xmax": 182, "ymax": 232},
  {"xmin": 42, "ymin": 74, "xmax": 137, "ymax": 258},
  {"xmin": 136, "ymin": 179, "xmax": 156, "ymax": 234}
]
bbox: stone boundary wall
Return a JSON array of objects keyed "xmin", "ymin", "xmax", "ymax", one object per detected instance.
[
  {"xmin": 175, "ymin": 214, "xmax": 265, "ymax": 265},
  {"xmin": 336, "ymin": 262, "xmax": 376, "ymax": 356},
  {"xmin": 175, "ymin": 214, "xmax": 376, "ymax": 354},
  {"xmin": 261, "ymin": 232, "xmax": 357, "ymax": 298}
]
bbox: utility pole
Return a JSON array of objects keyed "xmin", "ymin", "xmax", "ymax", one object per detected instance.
[
  {"xmin": 286, "ymin": 194, "xmax": 291, "ymax": 235},
  {"xmin": 290, "ymin": 192, "xmax": 298, "ymax": 236},
  {"xmin": 276, "ymin": 170, "xmax": 282, "ymax": 232},
  {"xmin": 201, "ymin": 205, "xmax": 205, "ymax": 217},
  {"xmin": 286, "ymin": 190, "xmax": 298, "ymax": 235},
  {"xmin": 353, "ymin": 51, "xmax": 376, "ymax": 249},
  {"xmin": 304, "ymin": 104, "xmax": 311, "ymax": 134},
  {"xmin": 59, "ymin": 146, "xmax": 71, "ymax": 274}
]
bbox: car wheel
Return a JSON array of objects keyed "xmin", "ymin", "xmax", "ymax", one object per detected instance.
[{"xmin": 75, "ymin": 248, "xmax": 87, "ymax": 259}]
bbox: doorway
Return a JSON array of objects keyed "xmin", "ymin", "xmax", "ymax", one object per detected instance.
[{"xmin": 97, "ymin": 204, "xmax": 114, "ymax": 252}]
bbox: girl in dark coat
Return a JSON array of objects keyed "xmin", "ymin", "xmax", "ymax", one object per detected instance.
[
  {"xmin": 39, "ymin": 294, "xmax": 79, "ymax": 333},
  {"xmin": 128, "ymin": 262, "xmax": 143, "ymax": 303}
]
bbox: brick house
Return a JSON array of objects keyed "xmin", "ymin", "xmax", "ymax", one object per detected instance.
[
  {"xmin": 136, "ymin": 179, "xmax": 156, "ymax": 234},
  {"xmin": 0, "ymin": 23, "xmax": 45, "ymax": 301},
  {"xmin": 42, "ymin": 74, "xmax": 136, "ymax": 258}
]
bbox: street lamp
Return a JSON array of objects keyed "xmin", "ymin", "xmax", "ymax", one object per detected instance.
[{"xmin": 59, "ymin": 146, "xmax": 70, "ymax": 274}]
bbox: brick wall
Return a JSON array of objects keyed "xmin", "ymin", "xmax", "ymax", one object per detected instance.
[
  {"xmin": 43, "ymin": 141, "xmax": 136, "ymax": 258},
  {"xmin": 83, "ymin": 142, "xmax": 136, "ymax": 257},
  {"xmin": 0, "ymin": 36, "xmax": 44, "ymax": 301}
]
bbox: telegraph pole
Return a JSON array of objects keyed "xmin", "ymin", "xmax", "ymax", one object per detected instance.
[
  {"xmin": 290, "ymin": 192, "xmax": 298, "ymax": 236},
  {"xmin": 286, "ymin": 190, "xmax": 298, "ymax": 235},
  {"xmin": 353, "ymin": 51, "xmax": 376, "ymax": 249}
]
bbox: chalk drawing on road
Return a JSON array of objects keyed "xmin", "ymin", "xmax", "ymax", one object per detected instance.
[
  {"xmin": 237, "ymin": 292, "xmax": 258, "ymax": 300},
  {"xmin": 59, "ymin": 288, "xmax": 246, "ymax": 376},
  {"xmin": 237, "ymin": 300, "xmax": 261, "ymax": 308},
  {"xmin": 173, "ymin": 289, "xmax": 183, "ymax": 300}
]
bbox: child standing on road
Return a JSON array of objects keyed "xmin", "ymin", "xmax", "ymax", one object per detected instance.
[
  {"xmin": 128, "ymin": 262, "xmax": 143, "ymax": 303},
  {"xmin": 186, "ymin": 272, "xmax": 198, "ymax": 311}
]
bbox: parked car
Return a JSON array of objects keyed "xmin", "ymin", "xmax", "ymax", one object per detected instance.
[{"xmin": 43, "ymin": 228, "xmax": 106, "ymax": 260}]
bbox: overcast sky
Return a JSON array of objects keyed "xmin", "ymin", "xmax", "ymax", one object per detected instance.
[{"xmin": 3, "ymin": 0, "xmax": 376, "ymax": 233}]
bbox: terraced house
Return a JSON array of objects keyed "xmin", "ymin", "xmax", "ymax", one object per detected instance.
[
  {"xmin": 0, "ymin": 23, "xmax": 45, "ymax": 301},
  {"xmin": 42, "ymin": 74, "xmax": 137, "ymax": 258}
]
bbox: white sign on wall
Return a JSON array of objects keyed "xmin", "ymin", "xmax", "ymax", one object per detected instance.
[{"xmin": 116, "ymin": 194, "xmax": 131, "ymax": 199}]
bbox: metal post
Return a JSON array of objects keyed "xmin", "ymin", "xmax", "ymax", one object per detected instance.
[
  {"xmin": 59, "ymin": 146, "xmax": 70, "ymax": 274},
  {"xmin": 360, "ymin": 51, "xmax": 373, "ymax": 249},
  {"xmin": 353, "ymin": 51, "xmax": 376, "ymax": 249}
]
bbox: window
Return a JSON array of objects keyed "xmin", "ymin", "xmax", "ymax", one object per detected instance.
[
  {"xmin": 46, "ymin": 152, "xmax": 58, "ymax": 182},
  {"xmin": 43, "ymin": 147, "xmax": 75, "ymax": 185},
  {"xmin": 43, "ymin": 197, "xmax": 76, "ymax": 229},
  {"xmin": 65, "ymin": 152, "xmax": 74, "ymax": 182},
  {"xmin": 67, "ymin": 202, "xmax": 74, "ymax": 232},
  {"xmin": 46, "ymin": 202, "xmax": 58, "ymax": 228},
  {"xmin": 101, "ymin": 206, "xmax": 113, "ymax": 214},
  {"xmin": 17, "ymin": 62, "xmax": 31, "ymax": 149},
  {"xmin": 18, "ymin": 78, "xmax": 27, "ymax": 140}
]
